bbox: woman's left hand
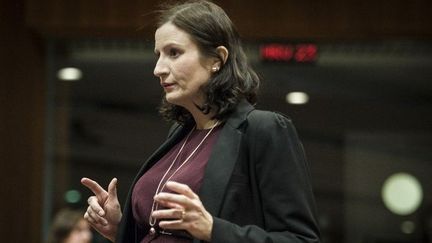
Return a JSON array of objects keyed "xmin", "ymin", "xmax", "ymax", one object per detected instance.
[{"xmin": 152, "ymin": 181, "xmax": 213, "ymax": 241}]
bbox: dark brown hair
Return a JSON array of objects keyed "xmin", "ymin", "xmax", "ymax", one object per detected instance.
[
  {"xmin": 156, "ymin": 0, "xmax": 260, "ymax": 124},
  {"xmin": 46, "ymin": 209, "xmax": 85, "ymax": 243}
]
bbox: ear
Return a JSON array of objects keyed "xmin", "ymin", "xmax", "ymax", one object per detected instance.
[
  {"xmin": 211, "ymin": 46, "xmax": 229, "ymax": 71},
  {"xmin": 216, "ymin": 46, "xmax": 229, "ymax": 65},
  {"xmin": 209, "ymin": 46, "xmax": 229, "ymax": 73},
  {"xmin": 216, "ymin": 46, "xmax": 229, "ymax": 64}
]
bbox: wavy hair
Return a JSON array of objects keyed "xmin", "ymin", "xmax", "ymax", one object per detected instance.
[{"xmin": 156, "ymin": 0, "xmax": 260, "ymax": 124}]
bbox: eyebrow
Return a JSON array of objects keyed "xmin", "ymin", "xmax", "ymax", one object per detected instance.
[{"xmin": 154, "ymin": 42, "xmax": 184, "ymax": 54}]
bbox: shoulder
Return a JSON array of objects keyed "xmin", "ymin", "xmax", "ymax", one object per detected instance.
[
  {"xmin": 246, "ymin": 109, "xmax": 294, "ymax": 131},
  {"xmin": 244, "ymin": 109, "xmax": 302, "ymax": 146}
]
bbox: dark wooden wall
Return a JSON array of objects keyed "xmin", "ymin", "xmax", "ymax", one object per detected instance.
[
  {"xmin": 0, "ymin": 0, "xmax": 45, "ymax": 242},
  {"xmin": 25, "ymin": 0, "xmax": 432, "ymax": 39},
  {"xmin": 1, "ymin": 0, "xmax": 431, "ymax": 242}
]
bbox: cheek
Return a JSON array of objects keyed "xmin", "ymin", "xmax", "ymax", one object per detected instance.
[
  {"xmin": 173, "ymin": 56, "xmax": 209, "ymax": 85},
  {"xmin": 174, "ymin": 62, "xmax": 193, "ymax": 81}
]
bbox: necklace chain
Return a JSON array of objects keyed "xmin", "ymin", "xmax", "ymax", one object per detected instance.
[{"xmin": 148, "ymin": 121, "xmax": 220, "ymax": 230}]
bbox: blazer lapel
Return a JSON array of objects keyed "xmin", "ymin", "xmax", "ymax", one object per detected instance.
[{"xmin": 199, "ymin": 100, "xmax": 254, "ymax": 217}]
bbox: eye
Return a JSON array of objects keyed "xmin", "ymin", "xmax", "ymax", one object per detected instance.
[{"xmin": 168, "ymin": 48, "xmax": 181, "ymax": 58}]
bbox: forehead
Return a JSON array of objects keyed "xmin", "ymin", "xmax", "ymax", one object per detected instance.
[{"xmin": 154, "ymin": 22, "xmax": 194, "ymax": 49}]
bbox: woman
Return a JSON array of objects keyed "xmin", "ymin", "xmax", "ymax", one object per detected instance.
[
  {"xmin": 47, "ymin": 208, "xmax": 93, "ymax": 243},
  {"xmin": 81, "ymin": 1, "xmax": 320, "ymax": 242}
]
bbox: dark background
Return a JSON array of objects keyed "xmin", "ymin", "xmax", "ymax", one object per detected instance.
[{"xmin": 1, "ymin": 0, "xmax": 432, "ymax": 242}]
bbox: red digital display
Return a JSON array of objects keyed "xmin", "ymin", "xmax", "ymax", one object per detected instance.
[{"xmin": 260, "ymin": 43, "xmax": 318, "ymax": 63}]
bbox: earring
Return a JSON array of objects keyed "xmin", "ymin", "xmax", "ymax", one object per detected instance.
[{"xmin": 212, "ymin": 66, "xmax": 219, "ymax": 72}]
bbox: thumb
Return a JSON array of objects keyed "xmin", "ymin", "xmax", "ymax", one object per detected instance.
[{"xmin": 107, "ymin": 178, "xmax": 118, "ymax": 200}]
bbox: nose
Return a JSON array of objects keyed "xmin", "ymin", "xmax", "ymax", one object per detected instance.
[{"xmin": 153, "ymin": 56, "xmax": 169, "ymax": 78}]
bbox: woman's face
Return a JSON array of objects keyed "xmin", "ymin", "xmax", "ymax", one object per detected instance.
[
  {"xmin": 154, "ymin": 22, "xmax": 215, "ymax": 109},
  {"xmin": 63, "ymin": 219, "xmax": 92, "ymax": 243}
]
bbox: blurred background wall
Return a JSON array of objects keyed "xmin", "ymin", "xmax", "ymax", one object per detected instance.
[{"xmin": 1, "ymin": 0, "xmax": 431, "ymax": 242}]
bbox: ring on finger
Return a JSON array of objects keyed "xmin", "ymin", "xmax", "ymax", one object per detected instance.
[{"xmin": 181, "ymin": 210, "xmax": 186, "ymax": 220}]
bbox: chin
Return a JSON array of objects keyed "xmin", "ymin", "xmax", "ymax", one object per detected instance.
[
  {"xmin": 166, "ymin": 96, "xmax": 195, "ymax": 110},
  {"xmin": 165, "ymin": 94, "xmax": 183, "ymax": 106}
]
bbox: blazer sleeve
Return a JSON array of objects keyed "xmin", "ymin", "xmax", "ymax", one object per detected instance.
[{"xmin": 210, "ymin": 111, "xmax": 320, "ymax": 243}]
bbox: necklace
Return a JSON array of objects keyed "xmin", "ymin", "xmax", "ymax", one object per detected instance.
[{"xmin": 148, "ymin": 121, "xmax": 219, "ymax": 235}]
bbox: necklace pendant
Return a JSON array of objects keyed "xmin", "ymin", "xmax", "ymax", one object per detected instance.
[{"xmin": 149, "ymin": 227, "xmax": 156, "ymax": 235}]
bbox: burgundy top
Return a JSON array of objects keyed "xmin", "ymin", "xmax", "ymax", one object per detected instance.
[{"xmin": 131, "ymin": 125, "xmax": 222, "ymax": 243}]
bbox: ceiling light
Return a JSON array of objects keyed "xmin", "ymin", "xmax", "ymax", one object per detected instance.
[
  {"xmin": 57, "ymin": 67, "xmax": 82, "ymax": 81},
  {"xmin": 381, "ymin": 172, "xmax": 423, "ymax": 215},
  {"xmin": 286, "ymin": 92, "xmax": 309, "ymax": 105}
]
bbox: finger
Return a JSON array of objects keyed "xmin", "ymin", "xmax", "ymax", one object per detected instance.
[
  {"xmin": 153, "ymin": 196, "xmax": 183, "ymax": 209},
  {"xmin": 152, "ymin": 208, "xmax": 184, "ymax": 220},
  {"xmin": 86, "ymin": 204, "xmax": 106, "ymax": 223},
  {"xmin": 159, "ymin": 219, "xmax": 185, "ymax": 229},
  {"xmin": 165, "ymin": 181, "xmax": 197, "ymax": 199},
  {"xmin": 84, "ymin": 211, "xmax": 96, "ymax": 224},
  {"xmin": 107, "ymin": 178, "xmax": 118, "ymax": 199},
  {"xmin": 81, "ymin": 177, "xmax": 107, "ymax": 200},
  {"xmin": 84, "ymin": 212, "xmax": 97, "ymax": 224},
  {"xmin": 87, "ymin": 196, "xmax": 105, "ymax": 216},
  {"xmin": 154, "ymin": 192, "xmax": 190, "ymax": 207},
  {"xmin": 85, "ymin": 213, "xmax": 106, "ymax": 231},
  {"xmin": 86, "ymin": 205, "xmax": 108, "ymax": 225}
]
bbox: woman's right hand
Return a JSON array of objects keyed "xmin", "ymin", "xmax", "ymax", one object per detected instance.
[{"xmin": 81, "ymin": 177, "xmax": 122, "ymax": 242}]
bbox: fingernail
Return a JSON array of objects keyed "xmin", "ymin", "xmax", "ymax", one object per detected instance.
[{"xmin": 98, "ymin": 210, "xmax": 104, "ymax": 216}]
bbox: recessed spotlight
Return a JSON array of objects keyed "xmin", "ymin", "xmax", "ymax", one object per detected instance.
[
  {"xmin": 57, "ymin": 67, "xmax": 82, "ymax": 81},
  {"xmin": 286, "ymin": 92, "xmax": 309, "ymax": 105},
  {"xmin": 381, "ymin": 172, "xmax": 423, "ymax": 215}
]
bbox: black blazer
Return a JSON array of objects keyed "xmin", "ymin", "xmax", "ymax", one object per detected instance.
[{"xmin": 116, "ymin": 100, "xmax": 320, "ymax": 243}]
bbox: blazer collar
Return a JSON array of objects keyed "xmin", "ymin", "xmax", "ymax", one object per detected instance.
[
  {"xmin": 168, "ymin": 99, "xmax": 254, "ymax": 138},
  {"xmin": 224, "ymin": 99, "xmax": 255, "ymax": 129}
]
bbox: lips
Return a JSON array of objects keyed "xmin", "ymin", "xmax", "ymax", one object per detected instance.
[
  {"xmin": 161, "ymin": 82, "xmax": 177, "ymax": 90},
  {"xmin": 162, "ymin": 83, "xmax": 174, "ymax": 87}
]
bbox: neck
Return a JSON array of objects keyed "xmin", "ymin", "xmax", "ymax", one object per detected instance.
[
  {"xmin": 186, "ymin": 106, "xmax": 216, "ymax": 130},
  {"xmin": 182, "ymin": 98, "xmax": 218, "ymax": 129},
  {"xmin": 197, "ymin": 119, "xmax": 219, "ymax": 130},
  {"xmin": 192, "ymin": 113, "xmax": 218, "ymax": 130}
]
